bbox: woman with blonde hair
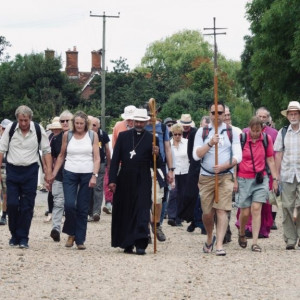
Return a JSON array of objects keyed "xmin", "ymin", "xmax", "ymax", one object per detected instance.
[{"xmin": 52, "ymin": 111, "xmax": 100, "ymax": 250}]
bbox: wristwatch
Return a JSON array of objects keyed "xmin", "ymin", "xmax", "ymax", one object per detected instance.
[
  {"xmin": 169, "ymin": 168, "xmax": 175, "ymax": 171},
  {"xmin": 93, "ymin": 173, "xmax": 98, "ymax": 178}
]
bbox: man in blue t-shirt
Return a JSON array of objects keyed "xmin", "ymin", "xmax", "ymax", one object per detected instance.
[{"xmin": 145, "ymin": 112, "xmax": 174, "ymax": 242}]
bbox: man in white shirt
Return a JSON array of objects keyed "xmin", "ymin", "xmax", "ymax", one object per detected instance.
[{"xmin": 193, "ymin": 103, "xmax": 242, "ymax": 256}]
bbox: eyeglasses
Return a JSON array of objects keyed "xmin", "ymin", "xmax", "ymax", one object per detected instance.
[
  {"xmin": 173, "ymin": 133, "xmax": 182, "ymax": 136},
  {"xmin": 210, "ymin": 111, "xmax": 224, "ymax": 116},
  {"xmin": 167, "ymin": 124, "xmax": 172, "ymax": 127},
  {"xmin": 225, "ymin": 114, "xmax": 231, "ymax": 117},
  {"xmin": 92, "ymin": 124, "xmax": 97, "ymax": 127},
  {"xmin": 60, "ymin": 120, "xmax": 69, "ymax": 123}
]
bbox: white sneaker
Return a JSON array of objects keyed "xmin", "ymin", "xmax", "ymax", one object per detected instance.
[{"xmin": 102, "ymin": 203, "xmax": 112, "ymax": 214}]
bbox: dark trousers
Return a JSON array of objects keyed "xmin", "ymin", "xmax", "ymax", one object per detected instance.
[
  {"xmin": 62, "ymin": 170, "xmax": 92, "ymax": 245},
  {"xmin": 6, "ymin": 162, "xmax": 39, "ymax": 244}
]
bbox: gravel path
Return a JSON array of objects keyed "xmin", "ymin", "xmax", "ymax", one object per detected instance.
[{"xmin": 0, "ymin": 191, "xmax": 299, "ymax": 299}]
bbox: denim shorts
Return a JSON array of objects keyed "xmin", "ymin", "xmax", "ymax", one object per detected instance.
[{"xmin": 236, "ymin": 176, "xmax": 269, "ymax": 208}]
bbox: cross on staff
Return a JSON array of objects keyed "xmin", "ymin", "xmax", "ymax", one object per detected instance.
[{"xmin": 203, "ymin": 17, "xmax": 227, "ymax": 203}]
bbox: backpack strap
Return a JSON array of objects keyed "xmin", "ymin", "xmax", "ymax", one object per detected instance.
[
  {"xmin": 281, "ymin": 125, "xmax": 288, "ymax": 151},
  {"xmin": 202, "ymin": 126, "xmax": 212, "ymax": 141},
  {"xmin": 240, "ymin": 132, "xmax": 247, "ymax": 150},
  {"xmin": 220, "ymin": 124, "xmax": 233, "ymax": 164},
  {"xmin": 33, "ymin": 122, "xmax": 43, "ymax": 173},
  {"xmin": 67, "ymin": 130, "xmax": 94, "ymax": 145}
]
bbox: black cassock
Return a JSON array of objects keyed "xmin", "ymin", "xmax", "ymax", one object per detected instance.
[{"xmin": 109, "ymin": 129, "xmax": 160, "ymax": 249}]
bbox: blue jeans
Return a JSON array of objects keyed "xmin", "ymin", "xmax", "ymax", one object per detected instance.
[
  {"xmin": 62, "ymin": 170, "xmax": 92, "ymax": 245},
  {"xmin": 6, "ymin": 162, "xmax": 39, "ymax": 244}
]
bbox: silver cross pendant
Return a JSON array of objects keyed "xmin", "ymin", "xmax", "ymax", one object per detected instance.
[{"xmin": 129, "ymin": 149, "xmax": 136, "ymax": 159}]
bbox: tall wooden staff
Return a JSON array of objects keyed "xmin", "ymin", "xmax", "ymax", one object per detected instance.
[
  {"xmin": 148, "ymin": 98, "xmax": 157, "ymax": 253},
  {"xmin": 204, "ymin": 17, "xmax": 226, "ymax": 203}
]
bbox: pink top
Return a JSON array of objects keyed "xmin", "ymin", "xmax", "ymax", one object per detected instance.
[
  {"xmin": 238, "ymin": 132, "xmax": 274, "ymax": 179},
  {"xmin": 112, "ymin": 120, "xmax": 127, "ymax": 149}
]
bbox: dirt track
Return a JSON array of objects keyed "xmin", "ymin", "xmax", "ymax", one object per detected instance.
[{"xmin": 0, "ymin": 191, "xmax": 299, "ymax": 300}]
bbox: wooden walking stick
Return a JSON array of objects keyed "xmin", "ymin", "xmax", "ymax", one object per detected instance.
[
  {"xmin": 204, "ymin": 17, "xmax": 226, "ymax": 203},
  {"xmin": 149, "ymin": 97, "xmax": 157, "ymax": 253}
]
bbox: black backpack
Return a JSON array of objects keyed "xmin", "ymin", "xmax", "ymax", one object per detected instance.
[{"xmin": 280, "ymin": 125, "xmax": 289, "ymax": 151}]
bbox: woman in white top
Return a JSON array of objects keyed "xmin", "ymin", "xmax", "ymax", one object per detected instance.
[
  {"xmin": 52, "ymin": 111, "xmax": 100, "ymax": 250},
  {"xmin": 167, "ymin": 123, "xmax": 190, "ymax": 226}
]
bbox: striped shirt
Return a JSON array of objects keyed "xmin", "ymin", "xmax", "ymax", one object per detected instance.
[{"xmin": 274, "ymin": 125, "xmax": 300, "ymax": 183}]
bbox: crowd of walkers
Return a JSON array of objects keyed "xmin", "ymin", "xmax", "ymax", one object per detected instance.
[{"xmin": 0, "ymin": 101, "xmax": 299, "ymax": 256}]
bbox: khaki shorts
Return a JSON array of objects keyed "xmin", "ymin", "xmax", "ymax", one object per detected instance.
[{"xmin": 199, "ymin": 174, "xmax": 233, "ymax": 214}]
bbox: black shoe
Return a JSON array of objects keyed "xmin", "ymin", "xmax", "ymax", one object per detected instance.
[
  {"xmin": 187, "ymin": 222, "xmax": 196, "ymax": 232},
  {"xmin": 271, "ymin": 221, "xmax": 278, "ymax": 230},
  {"xmin": 286, "ymin": 244, "xmax": 295, "ymax": 250},
  {"xmin": 0, "ymin": 217, "xmax": 7, "ymax": 225},
  {"xmin": 93, "ymin": 213, "xmax": 100, "ymax": 222},
  {"xmin": 136, "ymin": 248, "xmax": 146, "ymax": 255},
  {"xmin": 124, "ymin": 246, "xmax": 134, "ymax": 254},
  {"xmin": 223, "ymin": 233, "xmax": 232, "ymax": 244},
  {"xmin": 167, "ymin": 219, "xmax": 176, "ymax": 226},
  {"xmin": 9, "ymin": 237, "xmax": 19, "ymax": 247},
  {"xmin": 245, "ymin": 229, "xmax": 253, "ymax": 238},
  {"xmin": 50, "ymin": 229, "xmax": 60, "ymax": 242},
  {"xmin": 19, "ymin": 243, "xmax": 29, "ymax": 249},
  {"xmin": 201, "ymin": 228, "xmax": 207, "ymax": 235}
]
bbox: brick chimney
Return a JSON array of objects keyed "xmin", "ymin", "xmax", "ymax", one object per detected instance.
[
  {"xmin": 65, "ymin": 46, "xmax": 79, "ymax": 77},
  {"xmin": 45, "ymin": 49, "xmax": 55, "ymax": 59},
  {"xmin": 91, "ymin": 50, "xmax": 102, "ymax": 72}
]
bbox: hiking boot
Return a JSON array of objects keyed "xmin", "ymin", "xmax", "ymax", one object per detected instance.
[
  {"xmin": 156, "ymin": 226, "xmax": 166, "ymax": 242},
  {"xmin": 0, "ymin": 217, "xmax": 7, "ymax": 225},
  {"xmin": 65, "ymin": 235, "xmax": 75, "ymax": 247}
]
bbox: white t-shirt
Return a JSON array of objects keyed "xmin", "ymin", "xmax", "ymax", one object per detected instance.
[{"xmin": 64, "ymin": 131, "xmax": 93, "ymax": 173}]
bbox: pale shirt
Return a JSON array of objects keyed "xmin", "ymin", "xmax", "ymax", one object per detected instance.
[
  {"xmin": 274, "ymin": 125, "xmax": 300, "ymax": 183},
  {"xmin": 170, "ymin": 137, "xmax": 189, "ymax": 175},
  {"xmin": 0, "ymin": 121, "xmax": 50, "ymax": 166},
  {"xmin": 192, "ymin": 123, "xmax": 242, "ymax": 175},
  {"xmin": 64, "ymin": 132, "xmax": 94, "ymax": 173}
]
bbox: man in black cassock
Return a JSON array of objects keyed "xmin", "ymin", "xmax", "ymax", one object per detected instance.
[{"xmin": 108, "ymin": 109, "xmax": 160, "ymax": 255}]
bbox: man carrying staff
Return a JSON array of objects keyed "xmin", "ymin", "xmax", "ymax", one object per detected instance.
[
  {"xmin": 193, "ymin": 102, "xmax": 242, "ymax": 256},
  {"xmin": 108, "ymin": 109, "xmax": 161, "ymax": 255},
  {"xmin": 0, "ymin": 105, "xmax": 52, "ymax": 249}
]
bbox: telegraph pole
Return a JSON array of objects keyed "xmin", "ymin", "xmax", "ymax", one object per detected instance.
[
  {"xmin": 203, "ymin": 17, "xmax": 226, "ymax": 204},
  {"xmin": 90, "ymin": 11, "xmax": 120, "ymax": 131}
]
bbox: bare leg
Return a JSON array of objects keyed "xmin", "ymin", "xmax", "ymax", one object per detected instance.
[
  {"xmin": 215, "ymin": 209, "xmax": 228, "ymax": 250},
  {"xmin": 251, "ymin": 202, "xmax": 263, "ymax": 245},
  {"xmin": 239, "ymin": 207, "xmax": 251, "ymax": 235},
  {"xmin": 202, "ymin": 209, "xmax": 215, "ymax": 245}
]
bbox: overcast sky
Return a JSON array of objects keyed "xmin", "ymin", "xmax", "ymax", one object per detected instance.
[{"xmin": 1, "ymin": 0, "xmax": 251, "ymax": 72}]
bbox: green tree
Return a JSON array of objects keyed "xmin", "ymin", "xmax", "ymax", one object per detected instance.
[
  {"xmin": 0, "ymin": 36, "xmax": 11, "ymax": 62},
  {"xmin": 0, "ymin": 53, "xmax": 80, "ymax": 122},
  {"xmin": 239, "ymin": 0, "xmax": 300, "ymax": 122}
]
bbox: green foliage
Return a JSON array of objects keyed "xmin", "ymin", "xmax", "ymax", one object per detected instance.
[
  {"xmin": 0, "ymin": 36, "xmax": 11, "ymax": 62},
  {"xmin": 239, "ymin": 0, "xmax": 300, "ymax": 121},
  {"xmin": 0, "ymin": 52, "xmax": 80, "ymax": 122}
]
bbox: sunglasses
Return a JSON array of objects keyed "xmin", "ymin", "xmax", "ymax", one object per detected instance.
[
  {"xmin": 167, "ymin": 124, "xmax": 172, "ymax": 127},
  {"xmin": 60, "ymin": 120, "xmax": 69, "ymax": 123},
  {"xmin": 210, "ymin": 111, "xmax": 224, "ymax": 116},
  {"xmin": 173, "ymin": 133, "xmax": 182, "ymax": 136},
  {"xmin": 92, "ymin": 124, "xmax": 97, "ymax": 127}
]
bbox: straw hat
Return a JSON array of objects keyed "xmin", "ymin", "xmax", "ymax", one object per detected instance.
[
  {"xmin": 179, "ymin": 114, "xmax": 193, "ymax": 126},
  {"xmin": 132, "ymin": 109, "xmax": 150, "ymax": 121},
  {"xmin": 281, "ymin": 101, "xmax": 300, "ymax": 117},
  {"xmin": 48, "ymin": 121, "xmax": 62, "ymax": 130},
  {"xmin": 121, "ymin": 105, "xmax": 136, "ymax": 120}
]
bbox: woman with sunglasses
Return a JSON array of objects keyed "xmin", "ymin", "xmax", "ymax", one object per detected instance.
[
  {"xmin": 48, "ymin": 110, "xmax": 73, "ymax": 243},
  {"xmin": 167, "ymin": 123, "xmax": 189, "ymax": 226}
]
